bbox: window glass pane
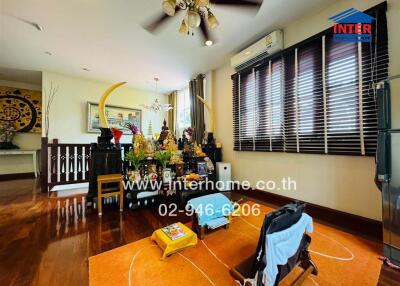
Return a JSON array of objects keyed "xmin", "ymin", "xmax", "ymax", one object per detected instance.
[
  {"xmin": 326, "ymin": 41, "xmax": 359, "ymax": 134},
  {"xmin": 176, "ymin": 86, "xmax": 191, "ymax": 135}
]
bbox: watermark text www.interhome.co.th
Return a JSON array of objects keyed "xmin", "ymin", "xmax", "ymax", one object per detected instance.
[{"xmin": 123, "ymin": 177, "xmax": 297, "ymax": 192}]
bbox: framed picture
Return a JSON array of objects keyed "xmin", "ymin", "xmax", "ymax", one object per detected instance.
[
  {"xmin": 87, "ymin": 102, "xmax": 142, "ymax": 134},
  {"xmin": 197, "ymin": 162, "xmax": 208, "ymax": 177}
]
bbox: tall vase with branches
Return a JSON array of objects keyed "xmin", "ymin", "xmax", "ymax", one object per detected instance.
[{"xmin": 44, "ymin": 81, "xmax": 59, "ymax": 138}]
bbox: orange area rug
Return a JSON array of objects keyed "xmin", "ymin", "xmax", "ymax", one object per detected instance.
[{"xmin": 89, "ymin": 203, "xmax": 382, "ymax": 286}]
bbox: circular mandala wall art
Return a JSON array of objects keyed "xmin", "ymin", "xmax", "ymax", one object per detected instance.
[{"xmin": 0, "ymin": 87, "xmax": 42, "ymax": 133}]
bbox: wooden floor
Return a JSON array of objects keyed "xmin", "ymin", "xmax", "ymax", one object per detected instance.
[{"xmin": 0, "ymin": 178, "xmax": 399, "ymax": 286}]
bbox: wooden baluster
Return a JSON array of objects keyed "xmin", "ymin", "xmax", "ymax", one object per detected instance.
[
  {"xmin": 50, "ymin": 139, "xmax": 58, "ymax": 185},
  {"xmin": 77, "ymin": 146, "xmax": 83, "ymax": 181},
  {"xmin": 40, "ymin": 137, "xmax": 49, "ymax": 193},
  {"xmin": 84, "ymin": 146, "xmax": 90, "ymax": 180},
  {"xmin": 68, "ymin": 145, "xmax": 75, "ymax": 182},
  {"xmin": 60, "ymin": 145, "xmax": 67, "ymax": 182}
]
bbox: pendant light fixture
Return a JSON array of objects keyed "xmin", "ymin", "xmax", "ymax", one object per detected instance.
[
  {"xmin": 195, "ymin": 0, "xmax": 209, "ymax": 7},
  {"xmin": 162, "ymin": 0, "xmax": 177, "ymax": 16},
  {"xmin": 179, "ymin": 20, "xmax": 189, "ymax": 34},
  {"xmin": 207, "ymin": 11, "xmax": 219, "ymax": 29},
  {"xmin": 142, "ymin": 0, "xmax": 264, "ymax": 47},
  {"xmin": 141, "ymin": 78, "xmax": 173, "ymax": 113},
  {"xmin": 185, "ymin": 9, "xmax": 202, "ymax": 28}
]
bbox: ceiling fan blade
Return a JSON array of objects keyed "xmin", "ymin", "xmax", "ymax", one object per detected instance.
[
  {"xmin": 8, "ymin": 15, "xmax": 43, "ymax": 31},
  {"xmin": 142, "ymin": 12, "xmax": 170, "ymax": 33},
  {"xmin": 199, "ymin": 18, "xmax": 215, "ymax": 46},
  {"xmin": 213, "ymin": 0, "xmax": 263, "ymax": 8},
  {"xmin": 142, "ymin": 7, "xmax": 181, "ymax": 33}
]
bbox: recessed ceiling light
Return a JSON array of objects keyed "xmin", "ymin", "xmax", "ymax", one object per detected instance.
[
  {"xmin": 82, "ymin": 68, "xmax": 90, "ymax": 72},
  {"xmin": 44, "ymin": 51, "xmax": 52, "ymax": 56},
  {"xmin": 205, "ymin": 40, "xmax": 213, "ymax": 46}
]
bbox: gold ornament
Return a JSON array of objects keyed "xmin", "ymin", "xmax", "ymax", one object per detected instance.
[{"xmin": 194, "ymin": 143, "xmax": 206, "ymax": 157}]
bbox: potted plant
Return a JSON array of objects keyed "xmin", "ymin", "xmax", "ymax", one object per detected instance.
[
  {"xmin": 155, "ymin": 150, "xmax": 172, "ymax": 183},
  {"xmin": 127, "ymin": 149, "xmax": 146, "ymax": 182},
  {"xmin": 0, "ymin": 122, "xmax": 19, "ymax": 150}
]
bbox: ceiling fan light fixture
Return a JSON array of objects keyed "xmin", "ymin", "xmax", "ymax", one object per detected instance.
[
  {"xmin": 162, "ymin": 0, "xmax": 176, "ymax": 16},
  {"xmin": 185, "ymin": 10, "xmax": 201, "ymax": 28},
  {"xmin": 207, "ymin": 12, "xmax": 219, "ymax": 30},
  {"xmin": 179, "ymin": 20, "xmax": 189, "ymax": 34},
  {"xmin": 195, "ymin": 0, "xmax": 209, "ymax": 7}
]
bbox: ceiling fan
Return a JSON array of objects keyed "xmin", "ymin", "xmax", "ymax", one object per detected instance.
[{"xmin": 143, "ymin": 0, "xmax": 263, "ymax": 46}]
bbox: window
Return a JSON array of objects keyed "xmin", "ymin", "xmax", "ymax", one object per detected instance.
[
  {"xmin": 233, "ymin": 59, "xmax": 285, "ymax": 151},
  {"xmin": 232, "ymin": 4, "xmax": 388, "ymax": 156},
  {"xmin": 176, "ymin": 86, "xmax": 191, "ymax": 136},
  {"xmin": 256, "ymin": 58, "xmax": 284, "ymax": 151},
  {"xmin": 325, "ymin": 37, "xmax": 361, "ymax": 154},
  {"xmin": 239, "ymin": 70, "xmax": 256, "ymax": 150}
]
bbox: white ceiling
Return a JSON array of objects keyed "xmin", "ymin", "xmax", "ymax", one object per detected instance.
[{"xmin": 0, "ymin": 0, "xmax": 334, "ymax": 93}]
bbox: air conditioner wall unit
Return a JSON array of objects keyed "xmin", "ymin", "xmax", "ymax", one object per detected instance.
[{"xmin": 231, "ymin": 30, "xmax": 283, "ymax": 71}]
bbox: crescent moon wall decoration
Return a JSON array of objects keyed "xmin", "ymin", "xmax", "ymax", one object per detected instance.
[
  {"xmin": 98, "ymin": 82, "xmax": 127, "ymax": 128},
  {"xmin": 196, "ymin": 95, "xmax": 214, "ymax": 133}
]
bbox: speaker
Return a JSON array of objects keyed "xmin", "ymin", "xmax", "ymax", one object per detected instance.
[{"xmin": 216, "ymin": 162, "xmax": 232, "ymax": 191}]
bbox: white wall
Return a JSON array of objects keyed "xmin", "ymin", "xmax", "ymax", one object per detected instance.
[
  {"xmin": 42, "ymin": 72, "xmax": 168, "ymax": 144},
  {"xmin": 0, "ymin": 80, "xmax": 42, "ymax": 175},
  {"xmin": 213, "ymin": 0, "xmax": 399, "ymax": 220}
]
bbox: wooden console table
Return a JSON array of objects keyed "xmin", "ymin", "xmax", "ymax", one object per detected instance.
[{"xmin": 0, "ymin": 149, "xmax": 39, "ymax": 177}]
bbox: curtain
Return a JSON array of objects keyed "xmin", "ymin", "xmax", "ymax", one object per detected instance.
[
  {"xmin": 189, "ymin": 74, "xmax": 205, "ymax": 144},
  {"xmin": 168, "ymin": 91, "xmax": 177, "ymax": 135}
]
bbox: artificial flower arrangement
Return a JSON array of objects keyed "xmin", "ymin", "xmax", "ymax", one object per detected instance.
[
  {"xmin": 125, "ymin": 122, "xmax": 140, "ymax": 135},
  {"xmin": 125, "ymin": 122, "xmax": 144, "ymax": 149},
  {"xmin": 133, "ymin": 133, "xmax": 147, "ymax": 153},
  {"xmin": 183, "ymin": 127, "xmax": 193, "ymax": 141},
  {"xmin": 127, "ymin": 148, "xmax": 146, "ymax": 171},
  {"xmin": 0, "ymin": 122, "xmax": 19, "ymax": 150},
  {"xmin": 154, "ymin": 150, "xmax": 172, "ymax": 169},
  {"xmin": 124, "ymin": 123, "xmax": 146, "ymax": 182},
  {"xmin": 111, "ymin": 128, "xmax": 123, "ymax": 147}
]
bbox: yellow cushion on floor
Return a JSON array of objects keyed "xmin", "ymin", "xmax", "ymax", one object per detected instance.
[{"xmin": 151, "ymin": 222, "xmax": 198, "ymax": 259}]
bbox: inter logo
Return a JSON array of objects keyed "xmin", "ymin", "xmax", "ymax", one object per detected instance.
[{"xmin": 329, "ymin": 8, "xmax": 375, "ymax": 42}]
